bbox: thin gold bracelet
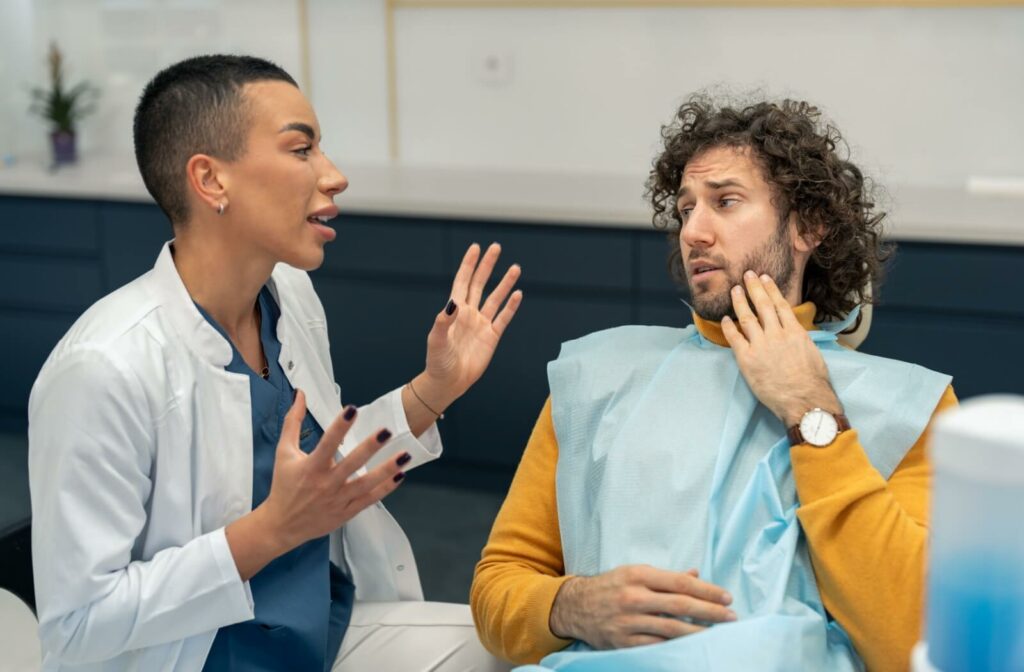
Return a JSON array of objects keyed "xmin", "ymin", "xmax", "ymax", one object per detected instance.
[{"xmin": 407, "ymin": 380, "xmax": 445, "ymax": 420}]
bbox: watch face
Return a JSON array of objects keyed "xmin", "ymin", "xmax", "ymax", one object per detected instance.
[{"xmin": 799, "ymin": 410, "xmax": 839, "ymax": 447}]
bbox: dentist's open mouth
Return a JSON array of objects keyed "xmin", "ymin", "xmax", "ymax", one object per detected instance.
[{"xmin": 307, "ymin": 215, "xmax": 337, "ymax": 241}]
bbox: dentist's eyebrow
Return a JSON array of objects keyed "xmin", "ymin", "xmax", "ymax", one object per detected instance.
[{"xmin": 279, "ymin": 122, "xmax": 316, "ymax": 141}]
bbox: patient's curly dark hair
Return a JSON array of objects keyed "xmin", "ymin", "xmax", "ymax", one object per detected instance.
[{"xmin": 646, "ymin": 94, "xmax": 893, "ymax": 331}]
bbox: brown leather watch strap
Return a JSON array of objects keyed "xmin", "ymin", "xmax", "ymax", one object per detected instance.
[{"xmin": 787, "ymin": 412, "xmax": 851, "ymax": 446}]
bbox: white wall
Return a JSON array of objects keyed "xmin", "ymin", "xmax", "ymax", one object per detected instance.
[
  {"xmin": 2, "ymin": 1, "xmax": 1021, "ymax": 190},
  {"xmin": 0, "ymin": 0, "xmax": 302, "ymax": 161},
  {"xmin": 308, "ymin": 0, "xmax": 391, "ymax": 164},
  {"xmin": 390, "ymin": 6, "xmax": 1024, "ymax": 188},
  {"xmin": 0, "ymin": 0, "xmax": 35, "ymax": 162}
]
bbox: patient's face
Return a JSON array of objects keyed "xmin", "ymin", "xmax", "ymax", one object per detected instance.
[{"xmin": 675, "ymin": 146, "xmax": 798, "ymax": 322}]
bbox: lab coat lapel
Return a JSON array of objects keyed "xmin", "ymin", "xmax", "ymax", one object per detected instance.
[{"xmin": 268, "ymin": 276, "xmax": 345, "ymax": 454}]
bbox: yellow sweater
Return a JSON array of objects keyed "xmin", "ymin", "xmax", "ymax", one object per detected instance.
[{"xmin": 470, "ymin": 304, "xmax": 958, "ymax": 672}]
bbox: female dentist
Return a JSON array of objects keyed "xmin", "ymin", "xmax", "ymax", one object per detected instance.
[{"xmin": 28, "ymin": 55, "xmax": 520, "ymax": 671}]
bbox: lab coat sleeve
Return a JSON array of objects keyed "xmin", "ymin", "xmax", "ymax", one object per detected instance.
[
  {"xmin": 348, "ymin": 386, "xmax": 443, "ymax": 472},
  {"xmin": 28, "ymin": 347, "xmax": 254, "ymax": 665}
]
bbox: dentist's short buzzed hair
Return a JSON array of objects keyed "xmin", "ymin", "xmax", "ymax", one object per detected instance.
[{"xmin": 133, "ymin": 54, "xmax": 297, "ymax": 226}]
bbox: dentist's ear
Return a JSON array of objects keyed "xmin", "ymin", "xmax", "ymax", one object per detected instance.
[{"xmin": 185, "ymin": 153, "xmax": 230, "ymax": 215}]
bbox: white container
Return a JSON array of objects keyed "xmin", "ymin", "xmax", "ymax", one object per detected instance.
[
  {"xmin": 912, "ymin": 642, "xmax": 940, "ymax": 672},
  {"xmin": 926, "ymin": 395, "xmax": 1024, "ymax": 672}
]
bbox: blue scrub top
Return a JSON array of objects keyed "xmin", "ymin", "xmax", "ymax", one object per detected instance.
[{"xmin": 199, "ymin": 287, "xmax": 354, "ymax": 672}]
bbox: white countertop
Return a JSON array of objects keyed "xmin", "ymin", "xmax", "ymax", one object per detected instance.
[{"xmin": 1, "ymin": 154, "xmax": 1021, "ymax": 246}]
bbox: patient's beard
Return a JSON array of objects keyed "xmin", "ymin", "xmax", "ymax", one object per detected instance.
[{"xmin": 688, "ymin": 225, "xmax": 795, "ymax": 323}]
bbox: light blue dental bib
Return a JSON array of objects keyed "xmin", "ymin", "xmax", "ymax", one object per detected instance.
[{"xmin": 517, "ymin": 318, "xmax": 950, "ymax": 672}]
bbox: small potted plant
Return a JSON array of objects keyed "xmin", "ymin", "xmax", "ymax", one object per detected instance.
[{"xmin": 30, "ymin": 42, "xmax": 98, "ymax": 166}]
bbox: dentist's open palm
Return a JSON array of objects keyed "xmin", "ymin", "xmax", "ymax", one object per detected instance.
[{"xmin": 424, "ymin": 243, "xmax": 523, "ymax": 398}]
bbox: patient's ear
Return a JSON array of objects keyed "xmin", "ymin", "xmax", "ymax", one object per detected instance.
[{"xmin": 790, "ymin": 213, "xmax": 824, "ymax": 254}]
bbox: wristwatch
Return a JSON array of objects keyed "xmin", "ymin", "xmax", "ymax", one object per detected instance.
[{"xmin": 787, "ymin": 409, "xmax": 850, "ymax": 447}]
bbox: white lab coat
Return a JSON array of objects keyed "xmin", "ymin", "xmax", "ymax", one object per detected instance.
[{"xmin": 28, "ymin": 242, "xmax": 442, "ymax": 671}]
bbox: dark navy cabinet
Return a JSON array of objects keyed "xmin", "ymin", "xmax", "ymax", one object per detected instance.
[
  {"xmin": 1, "ymin": 194, "xmax": 1023, "ymax": 472},
  {"xmin": 1, "ymin": 192, "xmax": 1023, "ymax": 610}
]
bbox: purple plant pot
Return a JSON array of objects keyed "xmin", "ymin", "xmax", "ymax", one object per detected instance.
[{"xmin": 50, "ymin": 130, "xmax": 77, "ymax": 165}]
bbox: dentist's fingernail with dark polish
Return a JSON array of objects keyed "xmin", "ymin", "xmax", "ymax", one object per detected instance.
[
  {"xmin": 396, "ymin": 452, "xmax": 412, "ymax": 466},
  {"xmin": 377, "ymin": 429, "xmax": 392, "ymax": 443},
  {"xmin": 445, "ymin": 299, "xmax": 457, "ymax": 315},
  {"xmin": 343, "ymin": 405, "xmax": 357, "ymax": 421},
  {"xmin": 393, "ymin": 472, "xmax": 405, "ymax": 483}
]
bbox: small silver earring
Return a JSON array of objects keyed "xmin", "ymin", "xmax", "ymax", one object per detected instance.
[{"xmin": 217, "ymin": 203, "xmax": 226, "ymax": 216}]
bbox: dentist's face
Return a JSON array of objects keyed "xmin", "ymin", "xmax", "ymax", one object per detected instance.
[{"xmin": 219, "ymin": 80, "xmax": 348, "ymax": 271}]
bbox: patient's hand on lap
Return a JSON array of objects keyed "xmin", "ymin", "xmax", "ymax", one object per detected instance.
[{"xmin": 548, "ymin": 564, "xmax": 736, "ymax": 650}]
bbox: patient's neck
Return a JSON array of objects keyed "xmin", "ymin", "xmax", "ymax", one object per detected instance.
[{"xmin": 692, "ymin": 302, "xmax": 817, "ymax": 348}]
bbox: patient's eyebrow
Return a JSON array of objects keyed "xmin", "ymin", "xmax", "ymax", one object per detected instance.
[
  {"xmin": 279, "ymin": 122, "xmax": 316, "ymax": 141},
  {"xmin": 677, "ymin": 178, "xmax": 748, "ymax": 200}
]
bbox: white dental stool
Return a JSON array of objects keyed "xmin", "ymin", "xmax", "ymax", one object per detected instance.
[{"xmin": 0, "ymin": 588, "xmax": 41, "ymax": 671}]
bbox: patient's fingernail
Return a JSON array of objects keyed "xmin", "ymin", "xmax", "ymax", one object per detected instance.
[
  {"xmin": 393, "ymin": 472, "xmax": 406, "ymax": 483},
  {"xmin": 722, "ymin": 592, "xmax": 733, "ymax": 604},
  {"xmin": 445, "ymin": 299, "xmax": 457, "ymax": 315},
  {"xmin": 760, "ymin": 274, "xmax": 771, "ymax": 283},
  {"xmin": 377, "ymin": 429, "xmax": 392, "ymax": 443},
  {"xmin": 726, "ymin": 611, "xmax": 738, "ymax": 621},
  {"xmin": 343, "ymin": 405, "xmax": 357, "ymax": 421},
  {"xmin": 396, "ymin": 452, "xmax": 412, "ymax": 466}
]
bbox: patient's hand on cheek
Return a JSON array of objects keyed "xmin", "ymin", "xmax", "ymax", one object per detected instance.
[
  {"xmin": 721, "ymin": 271, "xmax": 842, "ymax": 426},
  {"xmin": 548, "ymin": 565, "xmax": 736, "ymax": 650}
]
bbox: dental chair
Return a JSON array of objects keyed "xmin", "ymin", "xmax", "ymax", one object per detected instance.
[{"xmin": 0, "ymin": 588, "xmax": 40, "ymax": 671}]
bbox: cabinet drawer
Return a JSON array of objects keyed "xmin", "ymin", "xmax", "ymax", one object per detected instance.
[
  {"xmin": 100, "ymin": 202, "xmax": 170, "ymax": 290},
  {"xmin": 0, "ymin": 311, "xmax": 76, "ymax": 412},
  {"xmin": 317, "ymin": 215, "xmax": 447, "ymax": 278},
  {"xmin": 0, "ymin": 256, "xmax": 103, "ymax": 311},
  {"xmin": 0, "ymin": 197, "xmax": 99, "ymax": 254},
  {"xmin": 636, "ymin": 229, "xmax": 682, "ymax": 296},
  {"xmin": 449, "ymin": 222, "xmax": 632, "ymax": 292},
  {"xmin": 883, "ymin": 243, "xmax": 1024, "ymax": 318}
]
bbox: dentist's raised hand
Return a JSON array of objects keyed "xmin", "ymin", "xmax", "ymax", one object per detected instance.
[{"xmin": 403, "ymin": 243, "xmax": 523, "ymax": 430}]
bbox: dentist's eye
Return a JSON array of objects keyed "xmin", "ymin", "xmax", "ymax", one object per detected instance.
[{"xmin": 294, "ymin": 146, "xmax": 312, "ymax": 158}]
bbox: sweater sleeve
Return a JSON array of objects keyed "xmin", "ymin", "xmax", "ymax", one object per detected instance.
[
  {"xmin": 792, "ymin": 385, "xmax": 959, "ymax": 672},
  {"xmin": 470, "ymin": 397, "xmax": 574, "ymax": 664}
]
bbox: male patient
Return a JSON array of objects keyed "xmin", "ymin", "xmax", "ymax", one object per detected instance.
[{"xmin": 470, "ymin": 96, "xmax": 958, "ymax": 671}]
